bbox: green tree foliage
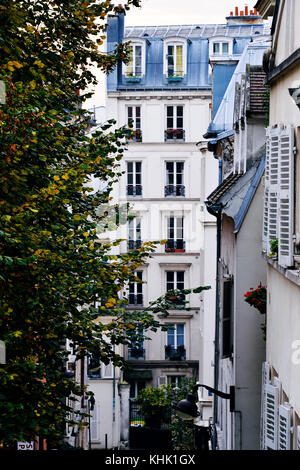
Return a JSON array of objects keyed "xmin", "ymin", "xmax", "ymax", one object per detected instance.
[{"xmin": 0, "ymin": 0, "xmax": 210, "ymax": 447}]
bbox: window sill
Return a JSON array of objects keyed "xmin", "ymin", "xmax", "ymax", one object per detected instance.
[{"xmin": 263, "ymin": 251, "xmax": 300, "ymax": 287}]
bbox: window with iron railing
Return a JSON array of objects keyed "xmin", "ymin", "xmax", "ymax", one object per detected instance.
[
  {"xmin": 127, "ymin": 106, "xmax": 142, "ymax": 142},
  {"xmin": 128, "ymin": 271, "xmax": 143, "ymax": 306},
  {"xmin": 166, "ymin": 217, "xmax": 185, "ymax": 252},
  {"xmin": 127, "ymin": 161, "xmax": 142, "ymax": 196},
  {"xmin": 165, "ymin": 324, "xmax": 185, "ymax": 360},
  {"xmin": 165, "ymin": 106, "xmax": 184, "ymax": 142},
  {"xmin": 165, "ymin": 162, "xmax": 185, "ymax": 197},
  {"xmin": 128, "ymin": 216, "xmax": 142, "ymax": 250},
  {"xmin": 166, "ymin": 271, "xmax": 185, "ymax": 306}
]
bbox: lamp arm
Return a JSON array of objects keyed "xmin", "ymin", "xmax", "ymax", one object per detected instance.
[{"xmin": 193, "ymin": 384, "xmax": 231, "ymax": 400}]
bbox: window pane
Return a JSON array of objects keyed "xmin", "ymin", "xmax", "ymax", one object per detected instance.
[
  {"xmin": 167, "ymin": 118, "xmax": 173, "ymax": 129},
  {"xmin": 176, "ymin": 324, "xmax": 184, "ymax": 346},
  {"xmin": 128, "ymin": 107, "xmax": 133, "ymax": 118},
  {"xmin": 127, "ymin": 162, "xmax": 133, "ymax": 172},
  {"xmin": 136, "ymin": 272, "xmax": 143, "ymax": 294},
  {"xmin": 166, "ymin": 162, "xmax": 174, "ymax": 185},
  {"xmin": 177, "ymin": 106, "xmax": 183, "ymax": 117},
  {"xmin": 176, "ymin": 46, "xmax": 183, "ymax": 75},
  {"xmin": 135, "ymin": 162, "xmax": 141, "ymax": 173},
  {"xmin": 222, "ymin": 42, "xmax": 229, "ymax": 54},
  {"xmin": 176, "ymin": 218, "xmax": 184, "ymax": 239},
  {"xmin": 177, "ymin": 117, "xmax": 183, "ymax": 129},
  {"xmin": 213, "ymin": 42, "xmax": 220, "ymax": 53},
  {"xmin": 168, "ymin": 217, "xmax": 174, "ymax": 239},
  {"xmin": 167, "ymin": 106, "xmax": 174, "ymax": 117},
  {"xmin": 176, "ymin": 162, "xmax": 184, "ymax": 185},
  {"xmin": 127, "ymin": 46, "xmax": 134, "ymax": 75},
  {"xmin": 167, "ymin": 325, "xmax": 175, "ymax": 346},
  {"xmin": 167, "ymin": 45, "xmax": 174, "ymax": 75},
  {"xmin": 136, "ymin": 218, "xmax": 141, "ymax": 239},
  {"xmin": 135, "ymin": 107, "xmax": 141, "ymax": 118}
]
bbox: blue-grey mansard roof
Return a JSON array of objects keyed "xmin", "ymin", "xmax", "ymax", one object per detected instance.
[{"xmin": 107, "ymin": 14, "xmax": 267, "ymax": 92}]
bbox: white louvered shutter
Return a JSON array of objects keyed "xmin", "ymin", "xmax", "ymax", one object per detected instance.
[
  {"xmin": 158, "ymin": 376, "xmax": 167, "ymax": 387},
  {"xmin": 278, "ymin": 125, "xmax": 295, "ymax": 267},
  {"xmin": 260, "ymin": 362, "xmax": 270, "ymax": 449},
  {"xmin": 262, "ymin": 130, "xmax": 271, "ymax": 252},
  {"xmin": 267, "ymin": 126, "xmax": 280, "ymax": 255},
  {"xmin": 264, "ymin": 383, "xmax": 279, "ymax": 449},
  {"xmin": 278, "ymin": 403, "xmax": 292, "ymax": 450},
  {"xmin": 90, "ymin": 401, "xmax": 100, "ymax": 442},
  {"xmin": 297, "ymin": 426, "xmax": 300, "ymax": 450}
]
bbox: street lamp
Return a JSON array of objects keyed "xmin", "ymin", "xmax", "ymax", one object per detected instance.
[{"xmin": 175, "ymin": 383, "xmax": 235, "ymax": 420}]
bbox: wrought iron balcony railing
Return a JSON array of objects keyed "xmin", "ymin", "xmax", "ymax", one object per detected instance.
[
  {"xmin": 127, "ymin": 185, "xmax": 142, "ymax": 197},
  {"xmin": 128, "ymin": 348, "xmax": 145, "ymax": 360},
  {"xmin": 165, "ymin": 346, "xmax": 186, "ymax": 361},
  {"xmin": 164, "ymin": 129, "xmax": 185, "ymax": 142},
  {"xmin": 128, "ymin": 293, "xmax": 143, "ymax": 306},
  {"xmin": 128, "ymin": 240, "xmax": 142, "ymax": 250},
  {"xmin": 164, "ymin": 185, "xmax": 185, "ymax": 197},
  {"xmin": 165, "ymin": 239, "xmax": 185, "ymax": 252}
]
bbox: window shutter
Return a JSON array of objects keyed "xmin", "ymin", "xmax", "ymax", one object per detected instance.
[
  {"xmin": 260, "ymin": 362, "xmax": 270, "ymax": 449},
  {"xmin": 158, "ymin": 376, "xmax": 167, "ymax": 387},
  {"xmin": 278, "ymin": 124, "xmax": 295, "ymax": 267},
  {"xmin": 90, "ymin": 401, "xmax": 100, "ymax": 442},
  {"xmin": 297, "ymin": 426, "xmax": 300, "ymax": 450},
  {"xmin": 262, "ymin": 130, "xmax": 270, "ymax": 252},
  {"xmin": 264, "ymin": 383, "xmax": 279, "ymax": 449},
  {"xmin": 278, "ymin": 403, "xmax": 292, "ymax": 450},
  {"xmin": 267, "ymin": 126, "xmax": 280, "ymax": 255}
]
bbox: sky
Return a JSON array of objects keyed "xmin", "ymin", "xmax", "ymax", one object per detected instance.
[
  {"xmin": 124, "ymin": 0, "xmax": 259, "ymax": 26},
  {"xmin": 86, "ymin": 0, "xmax": 260, "ymax": 109}
]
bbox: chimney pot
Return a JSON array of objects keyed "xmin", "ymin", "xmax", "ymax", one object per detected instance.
[
  {"xmin": 250, "ymin": 10, "xmax": 253, "ymax": 14},
  {"xmin": 235, "ymin": 6, "xmax": 239, "ymax": 15},
  {"xmin": 254, "ymin": 7, "xmax": 258, "ymax": 15},
  {"xmin": 245, "ymin": 5, "xmax": 248, "ymax": 15},
  {"xmin": 230, "ymin": 11, "xmax": 233, "ymax": 16},
  {"xmin": 240, "ymin": 11, "xmax": 244, "ymax": 15}
]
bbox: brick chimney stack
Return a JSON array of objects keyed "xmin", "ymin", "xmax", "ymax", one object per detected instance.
[{"xmin": 226, "ymin": 5, "xmax": 263, "ymax": 25}]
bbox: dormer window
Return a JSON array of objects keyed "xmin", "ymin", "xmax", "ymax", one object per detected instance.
[
  {"xmin": 209, "ymin": 37, "xmax": 233, "ymax": 58},
  {"xmin": 164, "ymin": 38, "xmax": 187, "ymax": 80},
  {"xmin": 123, "ymin": 39, "xmax": 146, "ymax": 82},
  {"xmin": 127, "ymin": 44, "xmax": 142, "ymax": 78},
  {"xmin": 213, "ymin": 42, "xmax": 229, "ymax": 54}
]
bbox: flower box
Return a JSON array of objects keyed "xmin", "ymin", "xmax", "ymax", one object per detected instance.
[{"xmin": 167, "ymin": 76, "xmax": 183, "ymax": 82}]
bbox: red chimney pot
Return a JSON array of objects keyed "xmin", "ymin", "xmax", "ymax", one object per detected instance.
[
  {"xmin": 254, "ymin": 7, "xmax": 258, "ymax": 15},
  {"xmin": 250, "ymin": 10, "xmax": 253, "ymax": 14},
  {"xmin": 240, "ymin": 11, "xmax": 244, "ymax": 15},
  {"xmin": 235, "ymin": 6, "xmax": 239, "ymax": 15},
  {"xmin": 245, "ymin": 6, "xmax": 248, "ymax": 15},
  {"xmin": 230, "ymin": 11, "xmax": 233, "ymax": 16}
]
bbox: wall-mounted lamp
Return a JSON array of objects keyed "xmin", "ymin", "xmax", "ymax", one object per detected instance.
[{"xmin": 175, "ymin": 383, "xmax": 235, "ymax": 420}]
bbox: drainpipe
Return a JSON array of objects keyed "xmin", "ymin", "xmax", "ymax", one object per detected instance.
[{"xmin": 205, "ymin": 202, "xmax": 222, "ymax": 430}]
